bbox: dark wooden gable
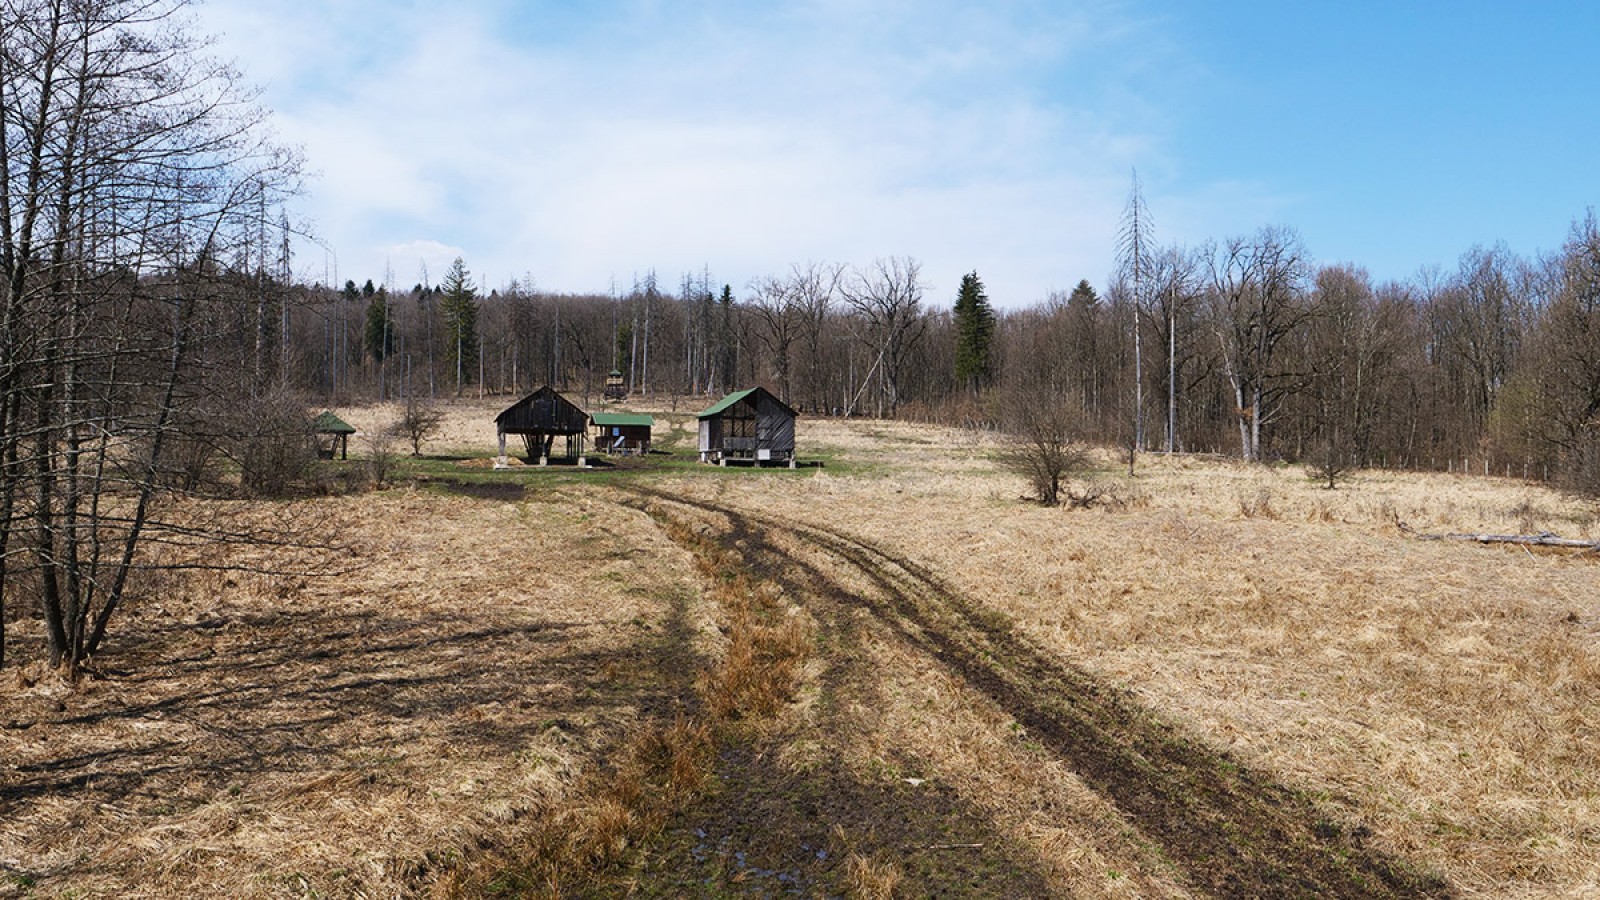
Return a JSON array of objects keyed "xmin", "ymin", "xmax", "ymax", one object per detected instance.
[{"xmin": 495, "ymin": 386, "xmax": 588, "ymax": 435}]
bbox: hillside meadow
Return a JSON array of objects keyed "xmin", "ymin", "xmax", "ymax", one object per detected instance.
[{"xmin": 2, "ymin": 398, "xmax": 1597, "ymax": 897}]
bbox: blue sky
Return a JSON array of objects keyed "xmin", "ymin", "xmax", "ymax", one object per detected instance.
[{"xmin": 196, "ymin": 1, "xmax": 1600, "ymax": 308}]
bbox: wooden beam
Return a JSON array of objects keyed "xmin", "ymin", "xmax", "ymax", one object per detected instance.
[{"xmin": 1396, "ymin": 519, "xmax": 1600, "ymax": 550}]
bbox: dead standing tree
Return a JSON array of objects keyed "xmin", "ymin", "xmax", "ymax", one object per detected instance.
[
  {"xmin": 0, "ymin": 0, "xmax": 301, "ymax": 671},
  {"xmin": 1115, "ymin": 169, "xmax": 1155, "ymax": 457}
]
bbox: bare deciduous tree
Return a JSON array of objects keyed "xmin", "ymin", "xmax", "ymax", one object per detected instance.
[
  {"xmin": 842, "ymin": 257, "xmax": 926, "ymax": 418},
  {"xmin": 790, "ymin": 262, "xmax": 844, "ymax": 414},
  {"xmin": 0, "ymin": 0, "xmax": 301, "ymax": 671},
  {"xmin": 1207, "ymin": 227, "xmax": 1313, "ymax": 461},
  {"xmin": 393, "ymin": 393, "xmax": 445, "ymax": 457},
  {"xmin": 746, "ymin": 275, "xmax": 802, "ymax": 405},
  {"xmin": 1493, "ymin": 213, "xmax": 1600, "ymax": 491}
]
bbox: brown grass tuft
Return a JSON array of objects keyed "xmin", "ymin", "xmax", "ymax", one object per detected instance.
[
  {"xmin": 844, "ymin": 851, "xmax": 903, "ymax": 900},
  {"xmin": 1238, "ymin": 486, "xmax": 1278, "ymax": 518},
  {"xmin": 437, "ymin": 712, "xmax": 715, "ymax": 896},
  {"xmin": 702, "ymin": 599, "xmax": 811, "ymax": 721}
]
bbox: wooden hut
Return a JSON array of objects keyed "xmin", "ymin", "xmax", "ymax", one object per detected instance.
[
  {"xmin": 495, "ymin": 387, "xmax": 588, "ymax": 465},
  {"xmin": 697, "ymin": 387, "xmax": 797, "ymax": 467},
  {"xmin": 591, "ymin": 412, "xmax": 653, "ymax": 455},
  {"xmin": 312, "ymin": 410, "xmax": 356, "ymax": 460},
  {"xmin": 603, "ymin": 369, "xmax": 627, "ymax": 401}
]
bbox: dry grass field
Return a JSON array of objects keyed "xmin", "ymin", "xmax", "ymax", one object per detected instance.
[{"xmin": 3, "ymin": 397, "xmax": 1598, "ymax": 897}]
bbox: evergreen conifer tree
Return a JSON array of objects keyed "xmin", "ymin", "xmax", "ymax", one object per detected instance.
[
  {"xmin": 364, "ymin": 286, "xmax": 395, "ymax": 362},
  {"xmin": 953, "ymin": 270, "xmax": 996, "ymax": 394},
  {"xmin": 439, "ymin": 257, "xmax": 479, "ymax": 390}
]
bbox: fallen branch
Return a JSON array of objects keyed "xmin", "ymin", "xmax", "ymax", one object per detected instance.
[{"xmin": 1395, "ymin": 518, "xmax": 1600, "ymax": 550}]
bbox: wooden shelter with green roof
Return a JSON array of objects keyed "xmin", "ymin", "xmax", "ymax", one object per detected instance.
[
  {"xmin": 697, "ymin": 386, "xmax": 797, "ymax": 467},
  {"xmin": 312, "ymin": 411, "xmax": 356, "ymax": 460},
  {"xmin": 591, "ymin": 411, "xmax": 654, "ymax": 455}
]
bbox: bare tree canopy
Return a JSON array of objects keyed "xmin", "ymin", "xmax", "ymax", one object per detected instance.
[
  {"xmin": 1206, "ymin": 227, "xmax": 1313, "ymax": 461},
  {"xmin": 0, "ymin": 0, "xmax": 302, "ymax": 670},
  {"xmin": 841, "ymin": 256, "xmax": 926, "ymax": 418}
]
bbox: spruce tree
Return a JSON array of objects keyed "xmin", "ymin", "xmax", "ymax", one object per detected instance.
[
  {"xmin": 953, "ymin": 270, "xmax": 996, "ymax": 395},
  {"xmin": 364, "ymin": 286, "xmax": 395, "ymax": 362},
  {"xmin": 718, "ymin": 284, "xmax": 737, "ymax": 393},
  {"xmin": 439, "ymin": 257, "xmax": 479, "ymax": 391}
]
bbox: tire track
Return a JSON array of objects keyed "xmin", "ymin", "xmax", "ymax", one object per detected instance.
[{"xmin": 628, "ymin": 486, "xmax": 1451, "ymax": 899}]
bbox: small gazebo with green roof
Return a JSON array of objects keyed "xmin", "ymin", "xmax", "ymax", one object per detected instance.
[
  {"xmin": 591, "ymin": 411, "xmax": 654, "ymax": 455},
  {"xmin": 312, "ymin": 411, "xmax": 356, "ymax": 460}
]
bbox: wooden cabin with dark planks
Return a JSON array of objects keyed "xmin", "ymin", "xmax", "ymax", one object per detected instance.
[
  {"xmin": 312, "ymin": 411, "xmax": 356, "ymax": 460},
  {"xmin": 495, "ymin": 386, "xmax": 589, "ymax": 465},
  {"xmin": 591, "ymin": 411, "xmax": 653, "ymax": 455},
  {"xmin": 697, "ymin": 387, "xmax": 797, "ymax": 467}
]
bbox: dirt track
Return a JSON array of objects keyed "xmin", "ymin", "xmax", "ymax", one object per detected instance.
[{"xmin": 622, "ymin": 485, "xmax": 1452, "ymax": 898}]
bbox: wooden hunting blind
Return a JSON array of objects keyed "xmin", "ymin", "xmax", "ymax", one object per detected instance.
[
  {"xmin": 591, "ymin": 411, "xmax": 653, "ymax": 455},
  {"xmin": 312, "ymin": 410, "xmax": 356, "ymax": 460},
  {"xmin": 698, "ymin": 387, "xmax": 797, "ymax": 466},
  {"xmin": 495, "ymin": 387, "xmax": 588, "ymax": 464},
  {"xmin": 603, "ymin": 369, "xmax": 627, "ymax": 400}
]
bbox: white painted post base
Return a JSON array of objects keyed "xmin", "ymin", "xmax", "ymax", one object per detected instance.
[
  {"xmin": 494, "ymin": 455, "xmax": 509, "ymax": 470},
  {"xmin": 539, "ymin": 455, "xmax": 548, "ymax": 467}
]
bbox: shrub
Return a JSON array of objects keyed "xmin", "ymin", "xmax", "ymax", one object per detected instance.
[
  {"xmin": 998, "ymin": 395, "xmax": 1088, "ymax": 507},
  {"xmin": 219, "ymin": 389, "xmax": 316, "ymax": 497},
  {"xmin": 391, "ymin": 395, "xmax": 444, "ymax": 457}
]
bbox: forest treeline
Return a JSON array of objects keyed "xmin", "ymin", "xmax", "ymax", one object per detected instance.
[{"xmin": 266, "ymin": 214, "xmax": 1600, "ymax": 491}]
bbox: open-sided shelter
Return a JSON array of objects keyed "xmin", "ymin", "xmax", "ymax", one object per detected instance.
[
  {"xmin": 312, "ymin": 411, "xmax": 356, "ymax": 460},
  {"xmin": 495, "ymin": 386, "xmax": 588, "ymax": 465},
  {"xmin": 697, "ymin": 387, "xmax": 797, "ymax": 466},
  {"xmin": 591, "ymin": 412, "xmax": 653, "ymax": 455}
]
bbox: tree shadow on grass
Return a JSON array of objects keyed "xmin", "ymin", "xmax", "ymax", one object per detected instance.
[
  {"xmin": 0, "ymin": 588, "xmax": 703, "ymax": 892},
  {"xmin": 631, "ymin": 489, "xmax": 1453, "ymax": 899}
]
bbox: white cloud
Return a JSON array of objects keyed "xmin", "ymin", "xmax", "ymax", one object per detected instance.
[
  {"xmin": 196, "ymin": 0, "xmax": 1232, "ymax": 306},
  {"xmin": 380, "ymin": 240, "xmax": 470, "ymax": 289}
]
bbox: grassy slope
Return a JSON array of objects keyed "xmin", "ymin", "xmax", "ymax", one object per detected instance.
[{"xmin": 2, "ymin": 403, "xmax": 1597, "ymax": 897}]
